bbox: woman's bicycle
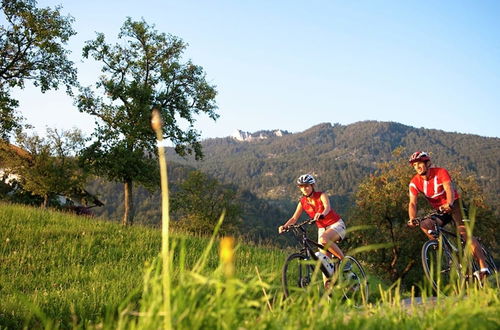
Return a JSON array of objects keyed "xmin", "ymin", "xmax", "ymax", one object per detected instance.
[
  {"xmin": 280, "ymin": 219, "xmax": 368, "ymax": 304},
  {"xmin": 410, "ymin": 212, "xmax": 498, "ymax": 292}
]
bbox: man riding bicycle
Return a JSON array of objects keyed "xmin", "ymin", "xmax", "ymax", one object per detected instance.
[{"xmin": 407, "ymin": 151, "xmax": 490, "ymax": 279}]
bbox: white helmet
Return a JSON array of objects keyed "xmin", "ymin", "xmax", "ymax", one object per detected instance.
[{"xmin": 296, "ymin": 174, "xmax": 316, "ymax": 185}]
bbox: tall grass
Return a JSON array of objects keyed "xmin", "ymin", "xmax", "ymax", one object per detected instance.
[{"xmin": 1, "ymin": 202, "xmax": 499, "ymax": 329}]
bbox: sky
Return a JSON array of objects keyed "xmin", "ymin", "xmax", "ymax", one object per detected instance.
[{"xmin": 8, "ymin": 0, "xmax": 500, "ymax": 139}]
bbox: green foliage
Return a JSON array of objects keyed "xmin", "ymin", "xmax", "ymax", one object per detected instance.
[
  {"xmin": 349, "ymin": 148, "xmax": 427, "ymax": 285},
  {"xmin": 0, "ymin": 128, "xmax": 88, "ymax": 207},
  {"xmin": 0, "ymin": 0, "xmax": 77, "ymax": 138},
  {"xmin": 77, "ymin": 17, "xmax": 218, "ymax": 225},
  {"xmin": 171, "ymin": 170, "xmax": 242, "ymax": 235},
  {"xmin": 84, "ymin": 167, "xmax": 291, "ymax": 245}
]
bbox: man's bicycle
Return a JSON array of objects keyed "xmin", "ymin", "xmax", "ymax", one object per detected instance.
[
  {"xmin": 280, "ymin": 219, "xmax": 368, "ymax": 304},
  {"xmin": 410, "ymin": 212, "xmax": 498, "ymax": 292}
]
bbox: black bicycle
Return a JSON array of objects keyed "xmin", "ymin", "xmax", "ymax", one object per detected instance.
[
  {"xmin": 280, "ymin": 219, "xmax": 368, "ymax": 304},
  {"xmin": 411, "ymin": 212, "xmax": 498, "ymax": 292}
]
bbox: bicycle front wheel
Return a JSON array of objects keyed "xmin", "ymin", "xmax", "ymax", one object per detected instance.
[
  {"xmin": 421, "ymin": 239, "xmax": 456, "ymax": 292},
  {"xmin": 282, "ymin": 253, "xmax": 321, "ymax": 298},
  {"xmin": 336, "ymin": 256, "xmax": 369, "ymax": 305}
]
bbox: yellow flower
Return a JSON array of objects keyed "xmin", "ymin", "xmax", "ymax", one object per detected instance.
[{"xmin": 220, "ymin": 236, "xmax": 235, "ymax": 277}]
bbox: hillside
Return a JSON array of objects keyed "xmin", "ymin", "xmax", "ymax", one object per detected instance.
[
  {"xmin": 1, "ymin": 203, "xmax": 499, "ymax": 329},
  {"xmin": 0, "ymin": 203, "xmax": 286, "ymax": 328},
  {"xmin": 87, "ymin": 121, "xmax": 499, "ymax": 244},
  {"xmin": 169, "ymin": 121, "xmax": 500, "ymax": 215}
]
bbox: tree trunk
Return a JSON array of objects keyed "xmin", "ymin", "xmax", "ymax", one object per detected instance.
[
  {"xmin": 122, "ymin": 179, "xmax": 134, "ymax": 226},
  {"xmin": 42, "ymin": 194, "xmax": 49, "ymax": 208}
]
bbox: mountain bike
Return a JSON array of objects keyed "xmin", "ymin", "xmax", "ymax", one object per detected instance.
[
  {"xmin": 410, "ymin": 212, "xmax": 498, "ymax": 292},
  {"xmin": 280, "ymin": 219, "xmax": 368, "ymax": 304}
]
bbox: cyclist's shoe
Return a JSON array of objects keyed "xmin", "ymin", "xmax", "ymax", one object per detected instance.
[
  {"xmin": 342, "ymin": 261, "xmax": 352, "ymax": 272},
  {"xmin": 480, "ymin": 268, "xmax": 491, "ymax": 281},
  {"xmin": 473, "ymin": 268, "xmax": 491, "ymax": 281}
]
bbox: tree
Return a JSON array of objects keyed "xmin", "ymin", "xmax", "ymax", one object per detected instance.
[
  {"xmin": 0, "ymin": 128, "xmax": 88, "ymax": 207},
  {"xmin": 0, "ymin": 0, "xmax": 77, "ymax": 138},
  {"xmin": 348, "ymin": 148, "xmax": 419, "ymax": 284},
  {"xmin": 171, "ymin": 170, "xmax": 241, "ymax": 235},
  {"xmin": 77, "ymin": 18, "xmax": 218, "ymax": 225},
  {"xmin": 349, "ymin": 148, "xmax": 496, "ymax": 287}
]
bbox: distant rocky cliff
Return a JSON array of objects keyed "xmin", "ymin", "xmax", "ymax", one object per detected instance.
[{"xmin": 231, "ymin": 129, "xmax": 290, "ymax": 142}]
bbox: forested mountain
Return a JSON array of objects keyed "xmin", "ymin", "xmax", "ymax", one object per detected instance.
[
  {"xmin": 169, "ymin": 121, "xmax": 499, "ymax": 216},
  {"xmin": 89, "ymin": 121, "xmax": 499, "ymax": 243}
]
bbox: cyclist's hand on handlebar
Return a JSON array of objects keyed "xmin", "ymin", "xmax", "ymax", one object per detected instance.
[
  {"xmin": 278, "ymin": 225, "xmax": 288, "ymax": 234},
  {"xmin": 407, "ymin": 219, "xmax": 418, "ymax": 228},
  {"xmin": 438, "ymin": 203, "xmax": 452, "ymax": 214}
]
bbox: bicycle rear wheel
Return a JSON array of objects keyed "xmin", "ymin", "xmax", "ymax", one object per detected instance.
[
  {"xmin": 282, "ymin": 253, "xmax": 321, "ymax": 298},
  {"xmin": 421, "ymin": 239, "xmax": 457, "ymax": 292},
  {"xmin": 336, "ymin": 256, "xmax": 369, "ymax": 305}
]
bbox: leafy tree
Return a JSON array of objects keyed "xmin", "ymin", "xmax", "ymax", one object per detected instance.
[
  {"xmin": 77, "ymin": 18, "xmax": 218, "ymax": 225},
  {"xmin": 348, "ymin": 148, "xmax": 419, "ymax": 284},
  {"xmin": 0, "ymin": 0, "xmax": 77, "ymax": 138},
  {"xmin": 0, "ymin": 128, "xmax": 87, "ymax": 207},
  {"xmin": 171, "ymin": 170, "xmax": 241, "ymax": 235},
  {"xmin": 349, "ymin": 147, "xmax": 497, "ymax": 287}
]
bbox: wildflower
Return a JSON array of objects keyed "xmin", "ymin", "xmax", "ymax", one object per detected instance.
[{"xmin": 220, "ymin": 236, "xmax": 235, "ymax": 278}]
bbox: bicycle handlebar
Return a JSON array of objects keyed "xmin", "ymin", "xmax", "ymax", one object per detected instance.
[{"xmin": 279, "ymin": 218, "xmax": 317, "ymax": 233}]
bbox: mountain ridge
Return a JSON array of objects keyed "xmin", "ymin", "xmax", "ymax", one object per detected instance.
[
  {"xmin": 170, "ymin": 120, "xmax": 499, "ymax": 215},
  {"xmin": 88, "ymin": 120, "xmax": 498, "ymax": 243}
]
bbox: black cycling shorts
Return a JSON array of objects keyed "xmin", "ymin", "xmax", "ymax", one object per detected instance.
[{"xmin": 433, "ymin": 213, "xmax": 453, "ymax": 226}]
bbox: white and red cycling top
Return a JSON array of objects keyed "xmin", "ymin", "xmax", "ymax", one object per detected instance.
[{"xmin": 409, "ymin": 167, "xmax": 458, "ymax": 209}]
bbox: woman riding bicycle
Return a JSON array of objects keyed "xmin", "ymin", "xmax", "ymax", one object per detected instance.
[
  {"xmin": 407, "ymin": 151, "xmax": 490, "ymax": 279},
  {"xmin": 278, "ymin": 174, "xmax": 347, "ymax": 282}
]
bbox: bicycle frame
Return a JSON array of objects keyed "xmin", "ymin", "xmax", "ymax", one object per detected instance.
[
  {"xmin": 286, "ymin": 220, "xmax": 341, "ymax": 278},
  {"xmin": 427, "ymin": 221, "xmax": 462, "ymax": 254},
  {"xmin": 289, "ymin": 222, "xmax": 327, "ymax": 257}
]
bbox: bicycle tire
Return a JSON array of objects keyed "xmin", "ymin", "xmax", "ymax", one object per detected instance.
[
  {"xmin": 336, "ymin": 256, "xmax": 369, "ymax": 305},
  {"xmin": 282, "ymin": 253, "xmax": 320, "ymax": 298},
  {"xmin": 421, "ymin": 239, "xmax": 457, "ymax": 292},
  {"xmin": 481, "ymin": 244, "xmax": 498, "ymax": 272}
]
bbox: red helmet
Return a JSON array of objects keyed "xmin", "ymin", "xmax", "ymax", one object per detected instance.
[{"xmin": 408, "ymin": 151, "xmax": 430, "ymax": 164}]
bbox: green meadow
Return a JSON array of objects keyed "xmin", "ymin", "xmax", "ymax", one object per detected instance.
[{"xmin": 0, "ymin": 202, "xmax": 498, "ymax": 329}]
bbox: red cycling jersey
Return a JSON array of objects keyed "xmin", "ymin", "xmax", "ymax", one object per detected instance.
[
  {"xmin": 409, "ymin": 167, "xmax": 458, "ymax": 209},
  {"xmin": 300, "ymin": 191, "xmax": 341, "ymax": 228}
]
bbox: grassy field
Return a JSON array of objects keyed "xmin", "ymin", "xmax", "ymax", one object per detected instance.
[{"xmin": 1, "ymin": 202, "xmax": 499, "ymax": 329}]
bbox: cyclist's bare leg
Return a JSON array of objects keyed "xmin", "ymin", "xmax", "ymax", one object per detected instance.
[
  {"xmin": 456, "ymin": 226, "xmax": 488, "ymax": 269},
  {"xmin": 450, "ymin": 206, "xmax": 488, "ymax": 270},
  {"xmin": 320, "ymin": 228, "xmax": 344, "ymax": 260}
]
